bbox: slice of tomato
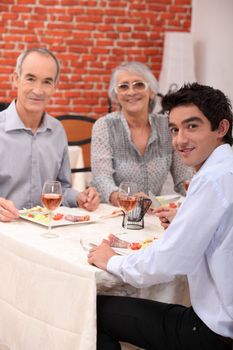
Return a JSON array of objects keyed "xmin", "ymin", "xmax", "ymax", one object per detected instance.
[
  {"xmin": 53, "ymin": 213, "xmax": 64, "ymax": 220},
  {"xmin": 130, "ymin": 242, "xmax": 142, "ymax": 250},
  {"xmin": 168, "ymin": 202, "xmax": 177, "ymax": 208}
]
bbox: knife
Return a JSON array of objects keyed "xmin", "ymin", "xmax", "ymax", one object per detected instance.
[{"xmin": 148, "ymin": 191, "xmax": 180, "ymax": 208}]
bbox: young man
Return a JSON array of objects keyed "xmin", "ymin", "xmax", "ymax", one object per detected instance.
[
  {"xmin": 88, "ymin": 83, "xmax": 233, "ymax": 350},
  {"xmin": 0, "ymin": 48, "xmax": 99, "ymax": 222}
]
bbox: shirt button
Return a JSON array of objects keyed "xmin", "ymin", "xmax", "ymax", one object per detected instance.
[{"xmin": 193, "ymin": 326, "xmax": 197, "ymax": 331}]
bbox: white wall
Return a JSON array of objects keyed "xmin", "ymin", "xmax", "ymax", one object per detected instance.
[{"xmin": 191, "ymin": 0, "xmax": 233, "ymax": 102}]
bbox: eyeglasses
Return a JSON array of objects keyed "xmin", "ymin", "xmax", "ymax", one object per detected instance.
[{"xmin": 114, "ymin": 81, "xmax": 149, "ymax": 94}]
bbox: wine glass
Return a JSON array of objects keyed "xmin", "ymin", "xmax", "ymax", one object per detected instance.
[
  {"xmin": 118, "ymin": 182, "xmax": 138, "ymax": 233},
  {"xmin": 41, "ymin": 180, "xmax": 63, "ymax": 238},
  {"xmin": 183, "ymin": 180, "xmax": 190, "ymax": 193}
]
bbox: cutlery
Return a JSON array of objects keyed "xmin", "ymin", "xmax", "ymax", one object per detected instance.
[
  {"xmin": 100, "ymin": 210, "xmax": 123, "ymax": 219},
  {"xmin": 148, "ymin": 191, "xmax": 180, "ymax": 208},
  {"xmin": 80, "ymin": 239, "xmax": 97, "ymax": 251}
]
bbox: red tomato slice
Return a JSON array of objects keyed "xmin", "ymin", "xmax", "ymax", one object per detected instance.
[
  {"xmin": 130, "ymin": 242, "xmax": 142, "ymax": 250},
  {"xmin": 168, "ymin": 202, "xmax": 177, "ymax": 208},
  {"xmin": 53, "ymin": 213, "xmax": 64, "ymax": 220}
]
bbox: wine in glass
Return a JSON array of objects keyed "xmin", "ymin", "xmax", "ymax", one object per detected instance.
[
  {"xmin": 118, "ymin": 182, "xmax": 138, "ymax": 233},
  {"xmin": 183, "ymin": 180, "xmax": 190, "ymax": 193},
  {"xmin": 41, "ymin": 180, "xmax": 63, "ymax": 238}
]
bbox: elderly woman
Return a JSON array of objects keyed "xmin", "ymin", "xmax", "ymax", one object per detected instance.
[{"xmin": 91, "ymin": 62, "xmax": 192, "ymax": 205}]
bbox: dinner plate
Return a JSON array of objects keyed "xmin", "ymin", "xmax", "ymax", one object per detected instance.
[{"xmin": 19, "ymin": 209, "xmax": 100, "ymax": 227}]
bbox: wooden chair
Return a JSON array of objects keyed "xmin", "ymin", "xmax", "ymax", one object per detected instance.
[{"xmin": 56, "ymin": 114, "xmax": 96, "ymax": 175}]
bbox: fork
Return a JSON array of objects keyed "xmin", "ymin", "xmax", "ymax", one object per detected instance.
[{"xmin": 80, "ymin": 238, "xmax": 97, "ymax": 251}]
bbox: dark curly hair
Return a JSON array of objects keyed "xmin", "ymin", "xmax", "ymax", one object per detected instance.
[{"xmin": 162, "ymin": 83, "xmax": 233, "ymax": 145}]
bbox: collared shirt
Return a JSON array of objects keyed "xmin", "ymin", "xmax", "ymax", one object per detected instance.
[
  {"xmin": 0, "ymin": 101, "xmax": 78, "ymax": 209},
  {"xmin": 108, "ymin": 144, "xmax": 233, "ymax": 338},
  {"xmin": 91, "ymin": 111, "xmax": 193, "ymax": 202}
]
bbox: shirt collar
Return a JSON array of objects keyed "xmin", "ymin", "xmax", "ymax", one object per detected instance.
[
  {"xmin": 5, "ymin": 100, "xmax": 52, "ymax": 133},
  {"xmin": 120, "ymin": 111, "xmax": 157, "ymax": 140},
  {"xmin": 198, "ymin": 144, "xmax": 233, "ymax": 174}
]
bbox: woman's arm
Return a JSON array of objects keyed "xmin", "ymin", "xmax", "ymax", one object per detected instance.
[{"xmin": 91, "ymin": 117, "xmax": 119, "ymax": 203}]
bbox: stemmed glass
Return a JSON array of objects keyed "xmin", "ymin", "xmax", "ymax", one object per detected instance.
[
  {"xmin": 183, "ymin": 180, "xmax": 190, "ymax": 193},
  {"xmin": 41, "ymin": 180, "xmax": 63, "ymax": 238},
  {"xmin": 118, "ymin": 181, "xmax": 138, "ymax": 233}
]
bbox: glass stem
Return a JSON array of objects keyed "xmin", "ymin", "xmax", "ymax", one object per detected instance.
[
  {"xmin": 48, "ymin": 211, "xmax": 52, "ymax": 235},
  {"xmin": 125, "ymin": 212, "xmax": 128, "ymax": 230}
]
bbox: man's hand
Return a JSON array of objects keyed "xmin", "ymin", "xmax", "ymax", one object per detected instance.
[
  {"xmin": 151, "ymin": 206, "xmax": 177, "ymax": 229},
  {"xmin": 76, "ymin": 187, "xmax": 99, "ymax": 211},
  {"xmin": 87, "ymin": 239, "xmax": 117, "ymax": 270},
  {"xmin": 0, "ymin": 197, "xmax": 19, "ymax": 222}
]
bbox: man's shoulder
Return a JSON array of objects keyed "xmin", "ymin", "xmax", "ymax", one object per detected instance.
[{"xmin": 46, "ymin": 114, "xmax": 65, "ymax": 128}]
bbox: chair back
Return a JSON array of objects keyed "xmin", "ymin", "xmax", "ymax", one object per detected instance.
[{"xmin": 56, "ymin": 114, "xmax": 96, "ymax": 173}]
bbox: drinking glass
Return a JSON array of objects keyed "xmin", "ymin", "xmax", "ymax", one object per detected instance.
[
  {"xmin": 183, "ymin": 180, "xmax": 190, "ymax": 193},
  {"xmin": 118, "ymin": 182, "xmax": 138, "ymax": 233},
  {"xmin": 41, "ymin": 180, "xmax": 63, "ymax": 238}
]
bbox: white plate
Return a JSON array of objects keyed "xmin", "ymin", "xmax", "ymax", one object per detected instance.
[{"xmin": 19, "ymin": 209, "xmax": 100, "ymax": 227}]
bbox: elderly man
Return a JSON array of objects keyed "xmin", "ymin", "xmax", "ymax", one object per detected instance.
[{"xmin": 0, "ymin": 47, "xmax": 99, "ymax": 222}]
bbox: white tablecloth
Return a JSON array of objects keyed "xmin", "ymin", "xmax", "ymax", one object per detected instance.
[
  {"xmin": 68, "ymin": 146, "xmax": 86, "ymax": 192},
  {"xmin": 0, "ymin": 204, "xmax": 190, "ymax": 350}
]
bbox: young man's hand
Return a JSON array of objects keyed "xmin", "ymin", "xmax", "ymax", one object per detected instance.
[
  {"xmin": 151, "ymin": 206, "xmax": 177, "ymax": 229},
  {"xmin": 87, "ymin": 239, "xmax": 117, "ymax": 270}
]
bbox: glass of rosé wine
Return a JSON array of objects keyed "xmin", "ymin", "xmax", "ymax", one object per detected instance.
[
  {"xmin": 118, "ymin": 181, "xmax": 138, "ymax": 233},
  {"xmin": 183, "ymin": 180, "xmax": 190, "ymax": 193},
  {"xmin": 41, "ymin": 180, "xmax": 63, "ymax": 238}
]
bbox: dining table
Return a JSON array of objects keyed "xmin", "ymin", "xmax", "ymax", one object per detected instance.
[{"xmin": 0, "ymin": 203, "xmax": 190, "ymax": 350}]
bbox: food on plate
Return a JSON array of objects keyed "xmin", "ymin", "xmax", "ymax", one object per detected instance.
[
  {"xmin": 19, "ymin": 205, "xmax": 48, "ymax": 214},
  {"xmin": 53, "ymin": 213, "xmax": 64, "ymax": 220},
  {"xmin": 168, "ymin": 202, "xmax": 178, "ymax": 209},
  {"xmin": 64, "ymin": 214, "xmax": 90, "ymax": 222},
  {"xmin": 108, "ymin": 233, "xmax": 130, "ymax": 248},
  {"xmin": 108, "ymin": 233, "xmax": 156, "ymax": 251}
]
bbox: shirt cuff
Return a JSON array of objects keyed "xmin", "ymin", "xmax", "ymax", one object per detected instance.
[
  {"xmin": 63, "ymin": 189, "xmax": 79, "ymax": 207},
  {"xmin": 107, "ymin": 254, "xmax": 125, "ymax": 277}
]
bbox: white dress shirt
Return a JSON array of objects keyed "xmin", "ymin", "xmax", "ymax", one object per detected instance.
[{"xmin": 108, "ymin": 144, "xmax": 233, "ymax": 338}]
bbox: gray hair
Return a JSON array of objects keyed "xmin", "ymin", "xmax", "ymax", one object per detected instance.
[
  {"xmin": 16, "ymin": 47, "xmax": 60, "ymax": 83},
  {"xmin": 108, "ymin": 61, "xmax": 158, "ymax": 113}
]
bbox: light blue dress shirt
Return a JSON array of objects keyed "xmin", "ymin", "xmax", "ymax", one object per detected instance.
[
  {"xmin": 108, "ymin": 144, "xmax": 233, "ymax": 338},
  {"xmin": 0, "ymin": 101, "xmax": 78, "ymax": 209}
]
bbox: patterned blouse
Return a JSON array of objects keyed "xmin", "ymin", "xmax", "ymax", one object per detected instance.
[{"xmin": 91, "ymin": 111, "xmax": 193, "ymax": 203}]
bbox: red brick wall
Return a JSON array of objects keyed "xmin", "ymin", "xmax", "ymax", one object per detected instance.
[{"xmin": 0, "ymin": 0, "xmax": 192, "ymax": 119}]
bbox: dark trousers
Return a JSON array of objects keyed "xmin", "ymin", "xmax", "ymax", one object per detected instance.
[{"xmin": 97, "ymin": 295, "xmax": 231, "ymax": 350}]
